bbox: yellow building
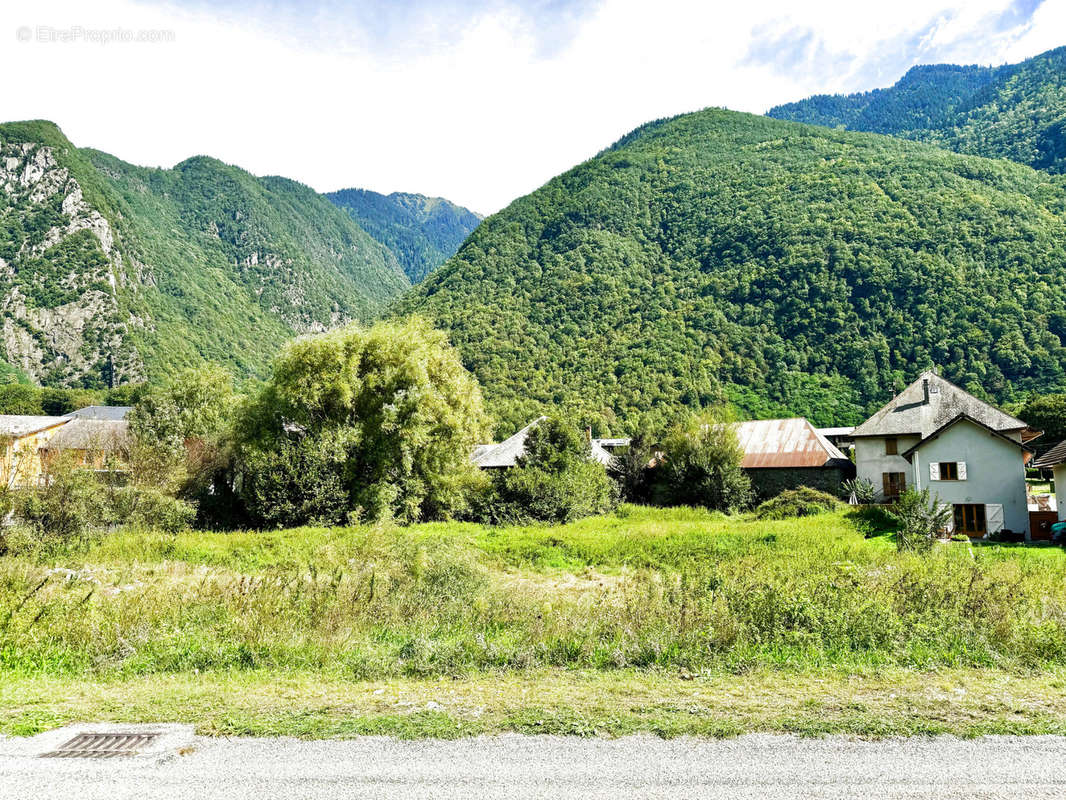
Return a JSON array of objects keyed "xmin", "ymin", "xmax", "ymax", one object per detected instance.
[{"xmin": 0, "ymin": 415, "xmax": 72, "ymax": 488}]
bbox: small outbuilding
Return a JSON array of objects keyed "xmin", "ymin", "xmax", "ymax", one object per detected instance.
[{"xmin": 733, "ymin": 417, "xmax": 855, "ymax": 500}]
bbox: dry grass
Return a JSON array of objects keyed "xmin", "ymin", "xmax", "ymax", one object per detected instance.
[{"xmin": 3, "ymin": 668, "xmax": 1066, "ymax": 739}]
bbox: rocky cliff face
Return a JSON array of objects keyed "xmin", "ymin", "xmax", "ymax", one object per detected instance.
[
  {"xmin": 0, "ymin": 141, "xmax": 142, "ymax": 386},
  {"xmin": 0, "ymin": 121, "xmax": 413, "ymax": 385}
]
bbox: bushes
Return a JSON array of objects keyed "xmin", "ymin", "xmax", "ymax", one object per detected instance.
[
  {"xmin": 652, "ymin": 414, "xmax": 751, "ymax": 511},
  {"xmin": 755, "ymin": 487, "xmax": 841, "ymax": 520},
  {"xmin": 236, "ymin": 435, "xmax": 349, "ymax": 528},
  {"xmin": 887, "ymin": 488, "xmax": 952, "ymax": 552},
  {"xmin": 839, "ymin": 477, "xmax": 875, "ymax": 504},
  {"xmin": 473, "ymin": 418, "xmax": 617, "ymax": 524}
]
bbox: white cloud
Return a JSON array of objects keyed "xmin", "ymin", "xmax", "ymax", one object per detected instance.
[{"xmin": 0, "ymin": 0, "xmax": 1060, "ymax": 213}]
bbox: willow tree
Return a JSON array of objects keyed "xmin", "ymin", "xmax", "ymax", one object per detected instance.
[{"xmin": 235, "ymin": 317, "xmax": 489, "ymax": 526}]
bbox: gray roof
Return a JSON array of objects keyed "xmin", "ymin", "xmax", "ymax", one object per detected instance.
[
  {"xmin": 472, "ymin": 417, "xmax": 547, "ymax": 468},
  {"xmin": 900, "ymin": 413, "xmax": 1033, "ymax": 462},
  {"xmin": 1034, "ymin": 440, "xmax": 1066, "ymax": 468},
  {"xmin": 67, "ymin": 405, "xmax": 132, "ymax": 421},
  {"xmin": 851, "ymin": 371, "xmax": 1028, "ymax": 439},
  {"xmin": 42, "ymin": 419, "xmax": 131, "ymax": 452},
  {"xmin": 471, "ymin": 417, "xmax": 621, "ymax": 469},
  {"xmin": 0, "ymin": 415, "xmax": 70, "ymax": 438}
]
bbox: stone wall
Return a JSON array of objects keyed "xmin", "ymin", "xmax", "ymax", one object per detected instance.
[{"xmin": 746, "ymin": 463, "xmax": 855, "ymax": 501}]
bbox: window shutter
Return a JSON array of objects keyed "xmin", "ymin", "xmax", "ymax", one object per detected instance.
[
  {"xmin": 957, "ymin": 461, "xmax": 967, "ymax": 480},
  {"xmin": 882, "ymin": 473, "xmax": 891, "ymax": 499},
  {"xmin": 929, "ymin": 462, "xmax": 940, "ymax": 481},
  {"xmin": 985, "ymin": 504, "xmax": 1003, "ymax": 534}
]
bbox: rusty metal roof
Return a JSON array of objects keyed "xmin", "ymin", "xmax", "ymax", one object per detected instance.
[{"xmin": 733, "ymin": 418, "xmax": 848, "ymax": 469}]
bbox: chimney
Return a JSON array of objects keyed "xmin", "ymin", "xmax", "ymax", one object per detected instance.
[{"xmin": 923, "ymin": 378, "xmax": 930, "ymax": 404}]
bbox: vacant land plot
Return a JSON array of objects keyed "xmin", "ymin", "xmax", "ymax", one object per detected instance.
[{"xmin": 3, "ymin": 506, "xmax": 1066, "ymax": 737}]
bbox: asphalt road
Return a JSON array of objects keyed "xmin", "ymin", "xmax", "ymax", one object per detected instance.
[{"xmin": 3, "ymin": 732, "xmax": 1066, "ymax": 799}]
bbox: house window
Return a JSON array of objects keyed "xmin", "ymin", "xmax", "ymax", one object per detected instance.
[
  {"xmin": 939, "ymin": 462, "xmax": 958, "ymax": 480},
  {"xmin": 885, "ymin": 438, "xmax": 898, "ymax": 455},
  {"xmin": 954, "ymin": 504, "xmax": 986, "ymax": 536},
  {"xmin": 882, "ymin": 471, "xmax": 906, "ymax": 500}
]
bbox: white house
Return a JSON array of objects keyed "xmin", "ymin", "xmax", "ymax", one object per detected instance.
[
  {"xmin": 851, "ymin": 372, "xmax": 1040, "ymax": 539},
  {"xmin": 1033, "ymin": 441, "xmax": 1066, "ymax": 523}
]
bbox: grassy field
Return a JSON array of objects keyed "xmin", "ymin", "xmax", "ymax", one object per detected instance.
[{"xmin": 3, "ymin": 505, "xmax": 1066, "ymax": 738}]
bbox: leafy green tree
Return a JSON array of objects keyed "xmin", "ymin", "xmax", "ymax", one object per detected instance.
[
  {"xmin": 1017, "ymin": 393, "xmax": 1066, "ymax": 455},
  {"xmin": 612, "ymin": 433, "xmax": 660, "ymax": 504},
  {"xmin": 0, "ymin": 384, "xmax": 43, "ymax": 415},
  {"xmin": 39, "ymin": 387, "xmax": 98, "ymax": 416},
  {"xmin": 476, "ymin": 417, "xmax": 617, "ymax": 524},
  {"xmin": 235, "ymin": 317, "xmax": 488, "ymax": 525},
  {"xmin": 653, "ymin": 414, "xmax": 751, "ymax": 511},
  {"xmin": 128, "ymin": 365, "xmax": 240, "ymax": 502}
]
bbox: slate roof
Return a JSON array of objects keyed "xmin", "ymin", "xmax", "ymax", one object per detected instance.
[
  {"xmin": 471, "ymin": 417, "xmax": 622, "ymax": 469},
  {"xmin": 0, "ymin": 415, "xmax": 70, "ymax": 438},
  {"xmin": 67, "ymin": 405, "xmax": 132, "ymax": 421},
  {"xmin": 1034, "ymin": 440, "xmax": 1066, "ymax": 468},
  {"xmin": 733, "ymin": 418, "xmax": 848, "ymax": 469},
  {"xmin": 472, "ymin": 417, "xmax": 547, "ymax": 468},
  {"xmin": 42, "ymin": 419, "xmax": 130, "ymax": 452},
  {"xmin": 900, "ymin": 413, "xmax": 1034, "ymax": 462},
  {"xmin": 851, "ymin": 371, "xmax": 1028, "ymax": 439}
]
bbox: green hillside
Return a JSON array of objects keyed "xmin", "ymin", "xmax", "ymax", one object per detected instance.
[
  {"xmin": 326, "ymin": 188, "xmax": 481, "ymax": 282},
  {"xmin": 769, "ymin": 46, "xmax": 1066, "ymax": 174},
  {"xmin": 0, "ymin": 120, "xmax": 410, "ymax": 386},
  {"xmin": 397, "ymin": 108, "xmax": 1066, "ymax": 434}
]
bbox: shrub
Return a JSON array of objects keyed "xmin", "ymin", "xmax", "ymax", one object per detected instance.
[
  {"xmin": 840, "ymin": 477, "xmax": 875, "ymax": 504},
  {"xmin": 611, "ymin": 433, "xmax": 659, "ymax": 504},
  {"xmin": 106, "ymin": 486, "xmax": 197, "ymax": 533},
  {"xmin": 13, "ymin": 456, "xmax": 106, "ymax": 550},
  {"xmin": 473, "ymin": 418, "xmax": 617, "ymax": 524},
  {"xmin": 754, "ymin": 487, "xmax": 841, "ymax": 520},
  {"xmin": 237, "ymin": 435, "xmax": 349, "ymax": 528},
  {"xmin": 652, "ymin": 413, "xmax": 751, "ymax": 511},
  {"xmin": 887, "ymin": 488, "xmax": 952, "ymax": 552}
]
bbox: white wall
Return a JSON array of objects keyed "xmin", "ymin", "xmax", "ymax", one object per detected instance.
[
  {"xmin": 854, "ymin": 436, "xmax": 920, "ymax": 497},
  {"xmin": 1055, "ymin": 464, "xmax": 1066, "ymax": 522},
  {"xmin": 911, "ymin": 421, "xmax": 1029, "ymax": 536}
]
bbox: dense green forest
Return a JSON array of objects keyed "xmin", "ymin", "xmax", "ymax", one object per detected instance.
[
  {"xmin": 326, "ymin": 189, "xmax": 481, "ymax": 283},
  {"xmin": 0, "ymin": 120, "xmax": 413, "ymax": 386},
  {"xmin": 398, "ymin": 108, "xmax": 1066, "ymax": 435},
  {"xmin": 769, "ymin": 46, "xmax": 1066, "ymax": 174}
]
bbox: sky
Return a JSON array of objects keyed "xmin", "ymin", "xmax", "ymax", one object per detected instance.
[{"xmin": 1, "ymin": 0, "xmax": 1064, "ymax": 214}]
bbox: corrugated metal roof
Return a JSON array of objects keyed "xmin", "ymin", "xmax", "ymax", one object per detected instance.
[
  {"xmin": 851, "ymin": 371, "xmax": 1027, "ymax": 438},
  {"xmin": 67, "ymin": 406, "xmax": 132, "ymax": 421},
  {"xmin": 42, "ymin": 419, "xmax": 130, "ymax": 451},
  {"xmin": 733, "ymin": 418, "xmax": 848, "ymax": 469},
  {"xmin": 0, "ymin": 415, "xmax": 70, "ymax": 438}
]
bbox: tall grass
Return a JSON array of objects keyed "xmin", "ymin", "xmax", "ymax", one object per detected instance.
[{"xmin": 2, "ymin": 506, "xmax": 1066, "ymax": 678}]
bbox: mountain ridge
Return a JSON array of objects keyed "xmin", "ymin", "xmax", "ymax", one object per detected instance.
[
  {"xmin": 768, "ymin": 46, "xmax": 1066, "ymax": 174},
  {"xmin": 397, "ymin": 106, "xmax": 1066, "ymax": 434},
  {"xmin": 326, "ymin": 188, "xmax": 481, "ymax": 283}
]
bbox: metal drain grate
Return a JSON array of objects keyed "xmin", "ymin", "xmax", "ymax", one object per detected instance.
[{"xmin": 39, "ymin": 732, "xmax": 161, "ymax": 759}]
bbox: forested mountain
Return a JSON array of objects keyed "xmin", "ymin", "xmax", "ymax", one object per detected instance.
[
  {"xmin": 397, "ymin": 108, "xmax": 1066, "ymax": 434},
  {"xmin": 769, "ymin": 46, "xmax": 1066, "ymax": 174},
  {"xmin": 326, "ymin": 189, "xmax": 481, "ymax": 283},
  {"xmin": 0, "ymin": 120, "xmax": 410, "ymax": 386}
]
